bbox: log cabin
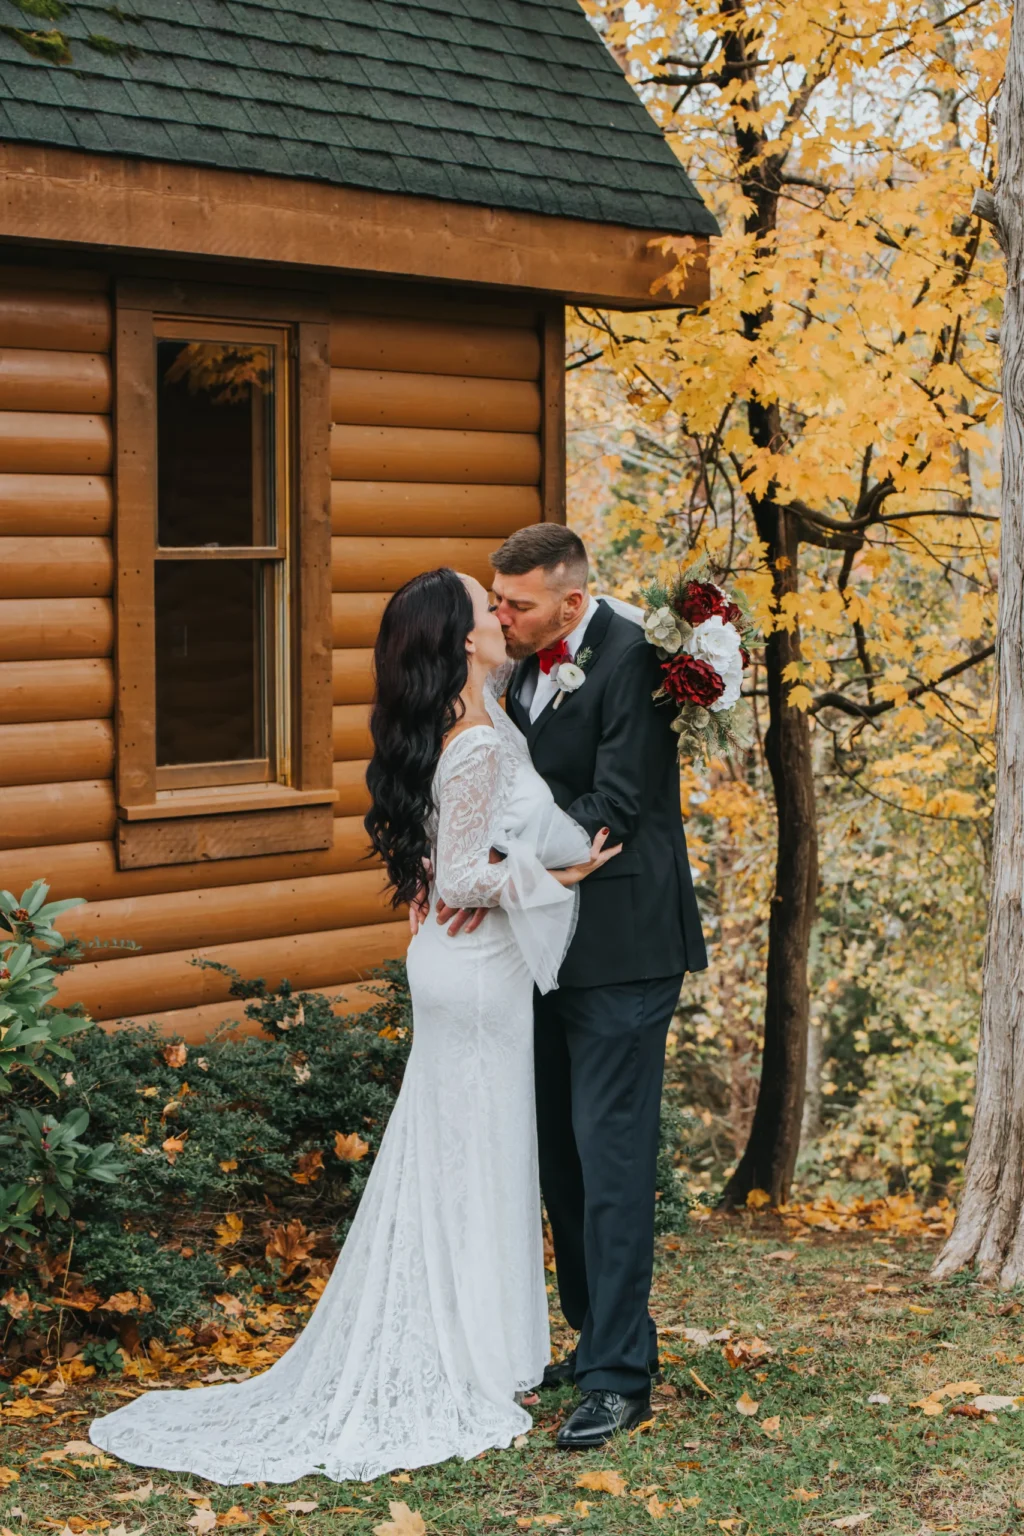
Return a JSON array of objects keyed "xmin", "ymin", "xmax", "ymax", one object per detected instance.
[{"xmin": 0, "ymin": 0, "xmax": 717, "ymax": 1040}]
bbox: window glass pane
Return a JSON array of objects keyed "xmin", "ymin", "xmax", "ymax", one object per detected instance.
[
  {"xmin": 155, "ymin": 560, "xmax": 266, "ymax": 766},
  {"xmin": 156, "ymin": 339, "xmax": 276, "ymax": 548}
]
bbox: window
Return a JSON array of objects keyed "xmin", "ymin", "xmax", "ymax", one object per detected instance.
[{"xmin": 114, "ymin": 283, "xmax": 333, "ymax": 870}]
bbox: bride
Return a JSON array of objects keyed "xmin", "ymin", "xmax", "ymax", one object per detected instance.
[{"xmin": 89, "ymin": 567, "xmax": 618, "ymax": 1485}]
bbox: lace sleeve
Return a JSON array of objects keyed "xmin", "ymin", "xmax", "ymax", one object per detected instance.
[
  {"xmin": 433, "ymin": 731, "xmax": 511, "ymax": 910},
  {"xmin": 434, "ymin": 729, "xmax": 578, "ymax": 993}
]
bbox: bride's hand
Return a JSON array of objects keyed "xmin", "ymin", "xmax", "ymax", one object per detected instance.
[{"xmin": 553, "ymin": 828, "xmax": 622, "ymax": 886}]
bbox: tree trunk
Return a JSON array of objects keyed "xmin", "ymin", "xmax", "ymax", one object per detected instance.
[
  {"xmin": 939, "ymin": 33, "xmax": 1024, "ymax": 1284},
  {"xmin": 722, "ymin": 499, "xmax": 819, "ymax": 1205},
  {"xmin": 932, "ymin": 25, "xmax": 1024, "ymax": 1285}
]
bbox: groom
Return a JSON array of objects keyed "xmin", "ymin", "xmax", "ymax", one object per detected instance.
[{"xmin": 439, "ymin": 524, "xmax": 707, "ymax": 1449}]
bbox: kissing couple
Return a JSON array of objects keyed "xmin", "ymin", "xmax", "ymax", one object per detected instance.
[{"xmin": 90, "ymin": 525, "xmax": 708, "ymax": 1485}]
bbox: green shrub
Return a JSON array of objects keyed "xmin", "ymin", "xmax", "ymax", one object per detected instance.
[
  {"xmin": 1, "ymin": 958, "xmax": 413, "ymax": 1359},
  {"xmin": 0, "ymin": 883, "xmax": 124, "ymax": 1249},
  {"xmin": 2, "ymin": 924, "xmax": 692, "ymax": 1368}
]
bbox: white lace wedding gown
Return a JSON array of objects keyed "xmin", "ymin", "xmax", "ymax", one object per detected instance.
[{"xmin": 89, "ymin": 672, "xmax": 591, "ymax": 1485}]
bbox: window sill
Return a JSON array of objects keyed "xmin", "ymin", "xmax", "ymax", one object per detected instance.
[
  {"xmin": 114, "ymin": 785, "xmax": 340, "ymax": 871},
  {"xmin": 118, "ymin": 784, "xmax": 338, "ymax": 822}
]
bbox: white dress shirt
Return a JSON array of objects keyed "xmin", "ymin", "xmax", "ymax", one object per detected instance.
[{"xmin": 521, "ymin": 598, "xmax": 600, "ymax": 723}]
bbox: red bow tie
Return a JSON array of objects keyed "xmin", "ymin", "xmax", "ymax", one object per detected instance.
[{"xmin": 537, "ymin": 639, "xmax": 572, "ymax": 675}]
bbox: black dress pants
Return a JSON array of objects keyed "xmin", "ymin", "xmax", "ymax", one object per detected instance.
[{"xmin": 534, "ymin": 973, "xmax": 683, "ymax": 1396}]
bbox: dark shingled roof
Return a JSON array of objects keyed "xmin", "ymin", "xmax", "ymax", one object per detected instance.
[{"xmin": 0, "ymin": 0, "xmax": 719, "ymax": 236}]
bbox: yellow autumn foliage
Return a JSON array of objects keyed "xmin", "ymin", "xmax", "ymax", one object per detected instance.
[{"xmin": 569, "ymin": 0, "xmax": 1002, "ymax": 1191}]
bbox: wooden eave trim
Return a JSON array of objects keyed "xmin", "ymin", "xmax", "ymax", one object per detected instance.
[{"xmin": 0, "ymin": 143, "xmax": 711, "ymax": 312}]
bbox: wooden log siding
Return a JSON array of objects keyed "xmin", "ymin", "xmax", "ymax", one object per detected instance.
[
  {"xmin": 327, "ymin": 304, "xmax": 549, "ymax": 905},
  {"xmin": 0, "ymin": 284, "xmax": 564, "ymax": 1035}
]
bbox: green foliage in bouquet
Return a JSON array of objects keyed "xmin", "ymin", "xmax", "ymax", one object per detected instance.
[{"xmin": 640, "ymin": 550, "xmax": 759, "ymax": 765}]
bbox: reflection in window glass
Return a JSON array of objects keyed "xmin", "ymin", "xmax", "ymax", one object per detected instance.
[
  {"xmin": 156, "ymin": 339, "xmax": 276, "ymax": 549},
  {"xmin": 155, "ymin": 560, "xmax": 264, "ymax": 766}
]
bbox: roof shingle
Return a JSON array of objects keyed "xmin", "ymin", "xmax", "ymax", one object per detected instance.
[{"xmin": 0, "ymin": 0, "xmax": 718, "ymax": 236}]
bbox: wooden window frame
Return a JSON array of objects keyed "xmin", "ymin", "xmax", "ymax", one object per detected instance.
[{"xmin": 114, "ymin": 278, "xmax": 335, "ymax": 870}]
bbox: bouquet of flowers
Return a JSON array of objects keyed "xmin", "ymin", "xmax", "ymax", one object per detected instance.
[{"xmin": 640, "ymin": 556, "xmax": 757, "ymax": 762}]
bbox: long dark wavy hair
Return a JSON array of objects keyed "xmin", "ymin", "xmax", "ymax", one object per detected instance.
[{"xmin": 365, "ymin": 567, "xmax": 475, "ymax": 906}]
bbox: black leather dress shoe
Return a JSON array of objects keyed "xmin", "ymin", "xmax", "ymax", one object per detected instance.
[
  {"xmin": 540, "ymin": 1350, "xmax": 577, "ymax": 1390},
  {"xmin": 556, "ymin": 1388, "xmax": 652, "ymax": 1450}
]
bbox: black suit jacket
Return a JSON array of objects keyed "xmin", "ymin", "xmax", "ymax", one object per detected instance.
[{"xmin": 507, "ymin": 601, "xmax": 707, "ymax": 989}]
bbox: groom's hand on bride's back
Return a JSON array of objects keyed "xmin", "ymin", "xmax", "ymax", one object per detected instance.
[
  {"xmin": 434, "ymin": 900, "xmax": 488, "ymax": 935},
  {"xmin": 430, "ymin": 848, "xmax": 502, "ymax": 936}
]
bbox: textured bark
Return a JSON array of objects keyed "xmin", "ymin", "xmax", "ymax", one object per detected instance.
[
  {"xmin": 716, "ymin": 2, "xmax": 819, "ymax": 1206},
  {"xmin": 722, "ymin": 495, "xmax": 818, "ymax": 1205},
  {"xmin": 932, "ymin": 19, "xmax": 1024, "ymax": 1285}
]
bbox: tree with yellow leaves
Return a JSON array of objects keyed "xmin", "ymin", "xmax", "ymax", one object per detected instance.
[{"xmin": 575, "ymin": 0, "xmax": 1005, "ymax": 1201}]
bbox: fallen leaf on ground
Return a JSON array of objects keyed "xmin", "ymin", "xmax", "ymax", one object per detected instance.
[
  {"xmin": 973, "ymin": 1394, "xmax": 1018, "ymax": 1412},
  {"xmin": 334, "ymin": 1131, "xmax": 370, "ymax": 1162},
  {"xmin": 373, "ymin": 1504, "xmax": 426, "ymax": 1536},
  {"xmin": 746, "ymin": 1188, "xmax": 772, "ymax": 1209},
  {"xmin": 688, "ymin": 1368, "xmax": 715, "ymax": 1396},
  {"xmin": 790, "ymin": 1488, "xmax": 821, "ymax": 1501},
  {"xmin": 111, "ymin": 1482, "xmax": 152, "ymax": 1503},
  {"xmin": 292, "ymin": 1149, "xmax": 324, "ymax": 1184},
  {"xmin": 0, "ymin": 1470, "xmax": 18, "ymax": 1485},
  {"xmin": 390, "ymin": 1474, "xmax": 411, "ymax": 1484},
  {"xmin": 215, "ymin": 1214, "xmax": 243, "ymax": 1247},
  {"xmin": 831, "ymin": 1514, "xmax": 873, "ymax": 1529},
  {"xmin": 215, "ymin": 1510, "xmax": 250, "ymax": 1528},
  {"xmin": 515, "ymin": 1520, "xmax": 560, "ymax": 1529},
  {"xmin": 867, "ymin": 1393, "xmax": 890, "ymax": 1405},
  {"xmin": 576, "ymin": 1470, "xmax": 628, "ymax": 1497},
  {"xmin": 187, "ymin": 1513, "xmax": 217, "ymax": 1534},
  {"xmin": 725, "ymin": 1337, "xmax": 775, "ymax": 1369},
  {"xmin": 680, "ymin": 1327, "xmax": 714, "ymax": 1348},
  {"xmin": 162, "ymin": 1134, "xmax": 186, "ymax": 1164},
  {"xmin": 735, "ymin": 1391, "xmax": 759, "ymax": 1417},
  {"xmin": 213, "ymin": 1293, "xmax": 245, "ymax": 1319},
  {"xmin": 646, "ymin": 1495, "xmax": 668, "ymax": 1518},
  {"xmin": 906, "ymin": 1305, "xmax": 933, "ymax": 1315},
  {"xmin": 761, "ymin": 1415, "xmax": 781, "ymax": 1436},
  {"xmin": 1, "ymin": 1398, "xmax": 58, "ymax": 1418},
  {"xmin": 765, "ymin": 1250, "xmax": 796, "ymax": 1262},
  {"xmin": 263, "ymin": 1220, "xmax": 313, "ymax": 1276},
  {"xmin": 674, "ymin": 1497, "xmax": 701, "ymax": 1509},
  {"xmin": 281, "ymin": 1501, "xmax": 317, "ymax": 1514},
  {"xmin": 513, "ymin": 1434, "xmax": 528, "ymax": 1449}
]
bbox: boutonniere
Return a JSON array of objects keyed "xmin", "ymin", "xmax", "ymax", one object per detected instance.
[{"xmin": 552, "ymin": 646, "xmax": 593, "ymax": 710}]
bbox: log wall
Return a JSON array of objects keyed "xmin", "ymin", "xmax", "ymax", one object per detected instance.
[{"xmin": 0, "ymin": 274, "xmax": 548, "ymax": 1041}]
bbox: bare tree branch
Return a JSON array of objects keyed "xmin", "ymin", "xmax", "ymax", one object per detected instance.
[{"xmin": 810, "ymin": 643, "xmax": 995, "ymax": 718}]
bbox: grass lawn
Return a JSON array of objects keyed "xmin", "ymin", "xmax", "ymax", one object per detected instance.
[{"xmin": 3, "ymin": 1215, "xmax": 1023, "ymax": 1535}]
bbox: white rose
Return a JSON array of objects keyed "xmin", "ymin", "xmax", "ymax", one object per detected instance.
[
  {"xmin": 685, "ymin": 614, "xmax": 744, "ymax": 712},
  {"xmin": 643, "ymin": 606, "xmax": 683, "ymax": 654},
  {"xmin": 554, "ymin": 661, "xmax": 586, "ymax": 692}
]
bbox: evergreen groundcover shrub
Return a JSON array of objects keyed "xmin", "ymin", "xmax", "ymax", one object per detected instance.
[{"xmin": 2, "ymin": 917, "xmax": 692, "ymax": 1374}]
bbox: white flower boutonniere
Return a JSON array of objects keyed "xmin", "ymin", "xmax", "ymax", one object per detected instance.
[{"xmin": 552, "ymin": 647, "xmax": 592, "ymax": 711}]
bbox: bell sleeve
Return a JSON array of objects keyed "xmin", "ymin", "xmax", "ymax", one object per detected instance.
[{"xmin": 433, "ymin": 732, "xmax": 579, "ymax": 993}]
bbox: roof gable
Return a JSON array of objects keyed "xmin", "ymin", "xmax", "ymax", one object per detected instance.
[{"xmin": 0, "ymin": 0, "xmax": 718, "ymax": 237}]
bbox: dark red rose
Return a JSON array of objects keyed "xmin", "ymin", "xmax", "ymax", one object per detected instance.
[
  {"xmin": 740, "ymin": 646, "xmax": 751, "ymax": 669},
  {"xmin": 724, "ymin": 601, "xmax": 743, "ymax": 626},
  {"xmin": 661, "ymin": 653, "xmax": 724, "ymax": 708},
  {"xmin": 676, "ymin": 581, "xmax": 728, "ymax": 626}
]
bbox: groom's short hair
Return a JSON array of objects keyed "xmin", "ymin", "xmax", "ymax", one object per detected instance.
[{"xmin": 490, "ymin": 525, "xmax": 589, "ymax": 589}]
